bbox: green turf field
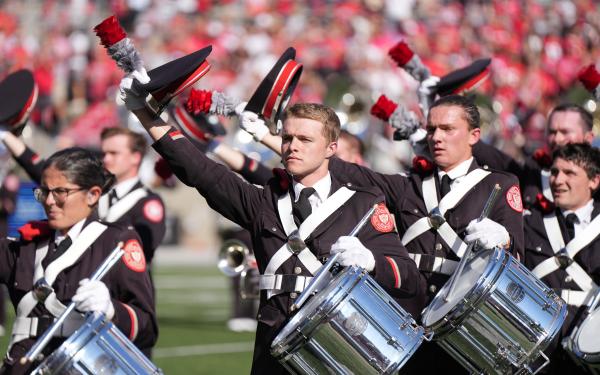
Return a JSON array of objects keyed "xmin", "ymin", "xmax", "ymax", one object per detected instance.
[{"xmin": 0, "ymin": 265, "xmax": 255, "ymax": 374}]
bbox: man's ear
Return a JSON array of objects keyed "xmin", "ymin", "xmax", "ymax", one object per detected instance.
[
  {"xmin": 468, "ymin": 127, "xmax": 481, "ymax": 146},
  {"xmin": 326, "ymin": 141, "xmax": 338, "ymax": 158},
  {"xmin": 589, "ymin": 173, "xmax": 600, "ymax": 193}
]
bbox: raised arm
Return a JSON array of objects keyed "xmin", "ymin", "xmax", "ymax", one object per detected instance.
[{"xmin": 1, "ymin": 132, "xmax": 43, "ymax": 184}]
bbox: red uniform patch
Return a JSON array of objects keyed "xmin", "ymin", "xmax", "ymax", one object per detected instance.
[
  {"xmin": 371, "ymin": 203, "xmax": 395, "ymax": 233},
  {"xmin": 122, "ymin": 239, "xmax": 146, "ymax": 272},
  {"xmin": 506, "ymin": 185, "xmax": 523, "ymax": 213},
  {"xmin": 143, "ymin": 199, "xmax": 164, "ymax": 223}
]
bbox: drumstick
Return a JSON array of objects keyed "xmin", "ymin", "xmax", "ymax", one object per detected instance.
[
  {"xmin": 443, "ymin": 184, "xmax": 502, "ymax": 302},
  {"xmin": 20, "ymin": 243, "xmax": 125, "ymax": 365},
  {"xmin": 293, "ymin": 203, "xmax": 379, "ymax": 310}
]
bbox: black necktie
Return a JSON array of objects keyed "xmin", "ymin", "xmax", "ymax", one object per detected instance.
[
  {"xmin": 565, "ymin": 213, "xmax": 578, "ymax": 242},
  {"xmin": 440, "ymin": 174, "xmax": 452, "ymax": 198},
  {"xmin": 47, "ymin": 236, "xmax": 72, "ymax": 263},
  {"xmin": 108, "ymin": 189, "xmax": 119, "ymax": 207},
  {"xmin": 293, "ymin": 187, "xmax": 315, "ymax": 226}
]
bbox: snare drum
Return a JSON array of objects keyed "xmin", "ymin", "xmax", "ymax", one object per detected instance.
[
  {"xmin": 32, "ymin": 312, "xmax": 162, "ymax": 375},
  {"xmin": 422, "ymin": 248, "xmax": 567, "ymax": 374},
  {"xmin": 564, "ymin": 306, "xmax": 600, "ymax": 373},
  {"xmin": 271, "ymin": 266, "xmax": 425, "ymax": 375}
]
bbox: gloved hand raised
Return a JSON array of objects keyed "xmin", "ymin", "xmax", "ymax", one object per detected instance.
[
  {"xmin": 417, "ymin": 75, "xmax": 440, "ymax": 116},
  {"xmin": 330, "ymin": 236, "xmax": 376, "ymax": 272},
  {"xmin": 118, "ymin": 68, "xmax": 151, "ymax": 111},
  {"xmin": 72, "ymin": 279, "xmax": 115, "ymax": 320},
  {"xmin": 239, "ymin": 111, "xmax": 270, "ymax": 141},
  {"xmin": 464, "ymin": 218, "xmax": 510, "ymax": 249}
]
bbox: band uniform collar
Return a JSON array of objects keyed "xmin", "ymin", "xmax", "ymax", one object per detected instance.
[{"xmin": 292, "ymin": 172, "xmax": 332, "ymax": 203}]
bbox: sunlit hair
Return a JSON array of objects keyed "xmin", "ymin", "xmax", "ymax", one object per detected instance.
[
  {"xmin": 547, "ymin": 103, "xmax": 593, "ymax": 132},
  {"xmin": 43, "ymin": 147, "xmax": 115, "ymax": 194},
  {"xmin": 552, "ymin": 143, "xmax": 600, "ymax": 179},
  {"xmin": 429, "ymin": 95, "xmax": 480, "ymax": 129},
  {"xmin": 282, "ymin": 103, "xmax": 341, "ymax": 143},
  {"xmin": 101, "ymin": 127, "xmax": 148, "ymax": 156}
]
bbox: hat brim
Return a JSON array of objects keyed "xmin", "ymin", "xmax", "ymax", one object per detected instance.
[
  {"xmin": 245, "ymin": 48, "xmax": 303, "ymax": 133},
  {"xmin": 172, "ymin": 105, "xmax": 225, "ymax": 142},
  {"xmin": 142, "ymin": 46, "xmax": 213, "ymax": 114},
  {"xmin": 436, "ymin": 58, "xmax": 491, "ymax": 97},
  {"xmin": 0, "ymin": 70, "xmax": 38, "ymax": 130}
]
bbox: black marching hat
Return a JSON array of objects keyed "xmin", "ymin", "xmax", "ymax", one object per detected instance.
[
  {"xmin": 245, "ymin": 47, "xmax": 303, "ymax": 134},
  {"xmin": 436, "ymin": 58, "xmax": 491, "ymax": 97},
  {"xmin": 171, "ymin": 103, "xmax": 225, "ymax": 148},
  {"xmin": 0, "ymin": 69, "xmax": 38, "ymax": 133},
  {"xmin": 140, "ymin": 46, "xmax": 213, "ymax": 115}
]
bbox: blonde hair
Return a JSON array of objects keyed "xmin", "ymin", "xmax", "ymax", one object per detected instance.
[{"xmin": 282, "ymin": 103, "xmax": 340, "ymax": 143}]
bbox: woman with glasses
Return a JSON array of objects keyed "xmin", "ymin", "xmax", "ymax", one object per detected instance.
[{"xmin": 0, "ymin": 148, "xmax": 157, "ymax": 375}]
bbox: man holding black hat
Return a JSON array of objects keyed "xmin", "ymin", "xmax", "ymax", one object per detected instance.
[
  {"xmin": 523, "ymin": 143, "xmax": 600, "ymax": 373},
  {"xmin": 329, "ymin": 94, "xmax": 524, "ymax": 373},
  {"xmin": 121, "ymin": 68, "xmax": 423, "ymax": 372}
]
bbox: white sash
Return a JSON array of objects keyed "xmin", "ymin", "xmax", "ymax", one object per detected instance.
[
  {"xmin": 402, "ymin": 169, "xmax": 490, "ymax": 259},
  {"xmin": 9, "ymin": 222, "xmax": 108, "ymax": 349},
  {"xmin": 99, "ymin": 188, "xmax": 148, "ymax": 222},
  {"xmin": 261, "ymin": 187, "xmax": 355, "ymax": 299},
  {"xmin": 540, "ymin": 169, "xmax": 553, "ymax": 202},
  {"xmin": 531, "ymin": 213, "xmax": 600, "ymax": 304}
]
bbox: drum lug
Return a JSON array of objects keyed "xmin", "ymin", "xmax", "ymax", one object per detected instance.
[
  {"xmin": 423, "ymin": 330, "xmax": 434, "ymax": 342},
  {"xmin": 493, "ymin": 344, "xmax": 512, "ymax": 370}
]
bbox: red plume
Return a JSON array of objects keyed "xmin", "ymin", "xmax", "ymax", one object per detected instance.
[
  {"xmin": 94, "ymin": 16, "xmax": 127, "ymax": 49},
  {"xmin": 412, "ymin": 156, "xmax": 434, "ymax": 174},
  {"xmin": 535, "ymin": 193, "xmax": 555, "ymax": 215},
  {"xmin": 18, "ymin": 221, "xmax": 51, "ymax": 242},
  {"xmin": 370, "ymin": 95, "xmax": 398, "ymax": 121},
  {"xmin": 388, "ymin": 41, "xmax": 415, "ymax": 67},
  {"xmin": 532, "ymin": 148, "xmax": 552, "ymax": 169},
  {"xmin": 578, "ymin": 64, "xmax": 600, "ymax": 92},
  {"xmin": 186, "ymin": 89, "xmax": 213, "ymax": 115}
]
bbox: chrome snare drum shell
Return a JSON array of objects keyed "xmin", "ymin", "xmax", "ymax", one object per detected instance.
[
  {"xmin": 422, "ymin": 248, "xmax": 567, "ymax": 374},
  {"xmin": 564, "ymin": 306, "xmax": 600, "ymax": 373},
  {"xmin": 271, "ymin": 266, "xmax": 425, "ymax": 375},
  {"xmin": 32, "ymin": 312, "xmax": 162, "ymax": 375}
]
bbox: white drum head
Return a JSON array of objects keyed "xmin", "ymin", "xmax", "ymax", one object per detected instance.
[
  {"xmin": 577, "ymin": 307, "xmax": 600, "ymax": 353},
  {"xmin": 423, "ymin": 250, "xmax": 492, "ymax": 326}
]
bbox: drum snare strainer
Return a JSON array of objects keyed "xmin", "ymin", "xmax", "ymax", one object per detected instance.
[{"xmin": 422, "ymin": 248, "xmax": 567, "ymax": 375}]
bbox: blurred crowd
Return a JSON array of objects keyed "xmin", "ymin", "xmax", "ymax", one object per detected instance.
[{"xmin": 1, "ymin": 0, "xmax": 599, "ymax": 172}]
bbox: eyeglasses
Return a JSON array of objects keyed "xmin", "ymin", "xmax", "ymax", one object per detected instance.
[{"xmin": 33, "ymin": 186, "xmax": 85, "ymax": 203}]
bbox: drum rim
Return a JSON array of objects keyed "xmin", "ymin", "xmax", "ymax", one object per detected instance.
[
  {"xmin": 569, "ymin": 307, "xmax": 600, "ymax": 360},
  {"xmin": 271, "ymin": 267, "xmax": 364, "ymax": 356},
  {"xmin": 422, "ymin": 248, "xmax": 507, "ymax": 331}
]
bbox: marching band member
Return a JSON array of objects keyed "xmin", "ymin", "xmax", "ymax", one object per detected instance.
[
  {"xmin": 321, "ymin": 94, "xmax": 524, "ymax": 373},
  {"xmin": 122, "ymin": 68, "xmax": 423, "ymax": 372},
  {"xmin": 1, "ymin": 128, "xmax": 166, "ymax": 266},
  {"xmin": 472, "ymin": 103, "xmax": 595, "ymax": 207},
  {"xmin": 0, "ymin": 148, "xmax": 156, "ymax": 374},
  {"xmin": 524, "ymin": 143, "xmax": 600, "ymax": 373}
]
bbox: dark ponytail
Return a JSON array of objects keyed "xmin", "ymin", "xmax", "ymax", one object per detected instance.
[{"xmin": 43, "ymin": 147, "xmax": 116, "ymax": 194}]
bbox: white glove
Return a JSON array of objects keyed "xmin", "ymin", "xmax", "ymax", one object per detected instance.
[
  {"xmin": 118, "ymin": 68, "xmax": 151, "ymax": 111},
  {"xmin": 330, "ymin": 236, "xmax": 376, "ymax": 272},
  {"xmin": 72, "ymin": 279, "xmax": 115, "ymax": 320},
  {"xmin": 418, "ymin": 75, "xmax": 440, "ymax": 116},
  {"xmin": 0, "ymin": 130, "xmax": 8, "ymax": 141},
  {"xmin": 464, "ymin": 218, "xmax": 510, "ymax": 249},
  {"xmin": 239, "ymin": 111, "xmax": 269, "ymax": 141},
  {"xmin": 234, "ymin": 101, "xmax": 248, "ymax": 116}
]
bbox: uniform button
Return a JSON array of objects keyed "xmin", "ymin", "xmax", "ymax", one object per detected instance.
[
  {"xmin": 535, "ymin": 246, "xmax": 542, "ymax": 252},
  {"xmin": 271, "ymin": 227, "xmax": 277, "ymax": 232},
  {"xmin": 13, "ymin": 282, "xmax": 17, "ymax": 287},
  {"xmin": 290, "ymin": 292, "xmax": 298, "ymax": 299},
  {"xmin": 429, "ymin": 285, "xmax": 437, "ymax": 293},
  {"xmin": 346, "ymin": 182, "xmax": 352, "ymax": 187},
  {"xmin": 565, "ymin": 275, "xmax": 573, "ymax": 283},
  {"xmin": 483, "ymin": 165, "xmax": 489, "ymax": 170},
  {"xmin": 294, "ymin": 267, "xmax": 302, "ymax": 274},
  {"xmin": 435, "ymin": 243, "xmax": 442, "ymax": 251},
  {"xmin": 413, "ymin": 209, "xmax": 418, "ymax": 214},
  {"xmin": 257, "ymin": 314, "xmax": 262, "ymax": 319}
]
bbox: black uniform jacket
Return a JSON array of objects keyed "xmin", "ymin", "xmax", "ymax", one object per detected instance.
[
  {"xmin": 153, "ymin": 128, "xmax": 423, "ymax": 374},
  {"xmin": 329, "ymin": 157, "xmax": 524, "ymax": 307},
  {"xmin": 0, "ymin": 217, "xmax": 157, "ymax": 374},
  {"xmin": 523, "ymin": 201, "xmax": 600, "ymax": 337},
  {"xmin": 472, "ymin": 140, "xmax": 545, "ymax": 208},
  {"xmin": 15, "ymin": 146, "xmax": 165, "ymax": 264}
]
